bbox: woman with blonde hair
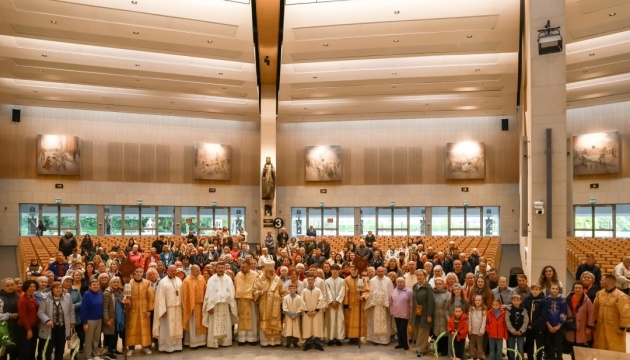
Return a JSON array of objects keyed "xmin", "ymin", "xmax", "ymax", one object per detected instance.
[{"xmin": 37, "ymin": 281, "xmax": 75, "ymax": 360}]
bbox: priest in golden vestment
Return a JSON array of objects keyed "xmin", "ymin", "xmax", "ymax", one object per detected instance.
[
  {"xmin": 593, "ymin": 274, "xmax": 630, "ymax": 352},
  {"xmin": 343, "ymin": 265, "xmax": 371, "ymax": 345},
  {"xmin": 234, "ymin": 260, "xmax": 259, "ymax": 345},
  {"xmin": 253, "ymin": 260, "xmax": 287, "ymax": 346},
  {"xmin": 126, "ymin": 267, "xmax": 155, "ymax": 355},
  {"xmin": 182, "ymin": 265, "xmax": 207, "ymax": 348}
]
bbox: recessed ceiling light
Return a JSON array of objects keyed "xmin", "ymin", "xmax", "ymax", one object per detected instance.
[
  {"xmin": 207, "ymin": 40, "xmax": 213, "ymax": 44},
  {"xmin": 392, "ymin": 72, "xmax": 397, "ymax": 75},
  {"xmin": 392, "ymin": 86, "xmax": 397, "ymax": 89},
  {"xmin": 131, "ymin": 0, "xmax": 138, "ymax": 4},
  {"xmin": 475, "ymin": 68, "xmax": 481, "ymax": 72},
  {"xmin": 583, "ymin": 70, "xmax": 588, "ymax": 73},
  {"xmin": 467, "ymin": 35, "xmax": 473, "ymax": 38},
  {"xmin": 218, "ymin": 72, "xmax": 223, "ymax": 75},
  {"xmin": 50, "ymin": 20, "xmax": 57, "ymax": 24},
  {"xmin": 135, "ymin": 64, "xmax": 140, "ymax": 67},
  {"xmin": 312, "ymin": 76, "xmax": 318, "ymax": 79},
  {"xmin": 133, "ymin": 31, "xmax": 140, "ymax": 35},
  {"xmin": 323, "ymin": 43, "xmax": 329, "ymax": 47},
  {"xmin": 393, "ymin": 39, "xmax": 399, "ymax": 43},
  {"xmin": 33, "ymin": 91, "xmax": 38, "ymax": 93},
  {"xmin": 589, "ymin": 53, "xmax": 595, "ymax": 56},
  {"xmin": 394, "ymin": 10, "xmax": 400, "ymax": 14},
  {"xmin": 609, "ymin": 12, "xmax": 616, "ymax": 16},
  {"xmin": 41, "ymin": 54, "xmax": 47, "ymax": 57}
]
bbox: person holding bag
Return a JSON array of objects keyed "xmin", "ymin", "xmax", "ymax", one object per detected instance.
[
  {"xmin": 564, "ymin": 282, "xmax": 594, "ymax": 360},
  {"xmin": 37, "ymin": 282, "xmax": 75, "ymax": 360}
]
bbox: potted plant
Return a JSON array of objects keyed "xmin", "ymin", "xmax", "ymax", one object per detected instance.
[{"xmin": 0, "ymin": 320, "xmax": 14, "ymax": 357}]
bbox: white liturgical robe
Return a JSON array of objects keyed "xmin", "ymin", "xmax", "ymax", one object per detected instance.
[
  {"xmin": 365, "ymin": 275, "xmax": 393, "ymax": 344},
  {"xmin": 153, "ymin": 276, "xmax": 184, "ymax": 353},
  {"xmin": 202, "ymin": 273, "xmax": 238, "ymax": 348},
  {"xmin": 301, "ymin": 287, "xmax": 326, "ymax": 339},
  {"xmin": 324, "ymin": 276, "xmax": 345, "ymax": 340}
]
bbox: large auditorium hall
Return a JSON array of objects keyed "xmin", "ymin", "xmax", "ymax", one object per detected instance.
[{"xmin": 1, "ymin": 2, "xmax": 630, "ymax": 354}]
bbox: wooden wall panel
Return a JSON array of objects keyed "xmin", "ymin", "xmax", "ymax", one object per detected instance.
[
  {"xmin": 378, "ymin": 148, "xmax": 393, "ymax": 184},
  {"xmin": 341, "ymin": 148, "xmax": 352, "ymax": 184},
  {"xmin": 107, "ymin": 143, "xmax": 123, "ymax": 182},
  {"xmin": 408, "ymin": 147, "xmax": 422, "ymax": 183},
  {"xmin": 393, "ymin": 147, "xmax": 408, "ymax": 184},
  {"xmin": 182, "ymin": 145, "xmax": 194, "ymax": 184},
  {"xmin": 123, "ymin": 143, "xmax": 139, "ymax": 182},
  {"xmin": 81, "ymin": 140, "xmax": 93, "ymax": 180},
  {"xmin": 364, "ymin": 148, "xmax": 377, "ymax": 185},
  {"xmin": 139, "ymin": 143, "xmax": 155, "ymax": 183},
  {"xmin": 155, "ymin": 145, "xmax": 170, "ymax": 183},
  {"xmin": 92, "ymin": 141, "xmax": 108, "ymax": 180}
]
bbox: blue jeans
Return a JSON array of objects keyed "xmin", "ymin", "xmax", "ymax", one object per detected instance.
[
  {"xmin": 488, "ymin": 338, "xmax": 504, "ymax": 360},
  {"xmin": 507, "ymin": 335, "xmax": 525, "ymax": 360}
]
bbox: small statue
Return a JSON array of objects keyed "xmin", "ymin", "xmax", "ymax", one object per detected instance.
[{"xmin": 262, "ymin": 157, "xmax": 275, "ymax": 200}]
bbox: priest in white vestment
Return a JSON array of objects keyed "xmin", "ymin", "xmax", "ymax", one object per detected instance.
[
  {"xmin": 324, "ymin": 264, "xmax": 345, "ymax": 345},
  {"xmin": 202, "ymin": 262, "xmax": 238, "ymax": 348},
  {"xmin": 301, "ymin": 275, "xmax": 326, "ymax": 351},
  {"xmin": 365, "ymin": 266, "xmax": 394, "ymax": 345},
  {"xmin": 153, "ymin": 265, "xmax": 184, "ymax": 352}
]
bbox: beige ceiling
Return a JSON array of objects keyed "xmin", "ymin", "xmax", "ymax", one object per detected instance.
[{"xmin": 0, "ymin": 0, "xmax": 628, "ymax": 122}]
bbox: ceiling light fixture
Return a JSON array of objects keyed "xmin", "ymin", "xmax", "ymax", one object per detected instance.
[
  {"xmin": 583, "ymin": 70, "xmax": 588, "ymax": 73},
  {"xmin": 133, "ymin": 31, "xmax": 140, "ymax": 35},
  {"xmin": 467, "ymin": 35, "xmax": 473, "ymax": 38},
  {"xmin": 393, "ymin": 39, "xmax": 399, "ymax": 43},
  {"xmin": 33, "ymin": 91, "xmax": 38, "ymax": 93},
  {"xmin": 50, "ymin": 20, "xmax": 57, "ymax": 24},
  {"xmin": 207, "ymin": 40, "xmax": 213, "ymax": 44},
  {"xmin": 589, "ymin": 53, "xmax": 595, "ymax": 56},
  {"xmin": 135, "ymin": 64, "xmax": 140, "ymax": 67},
  {"xmin": 394, "ymin": 10, "xmax": 400, "ymax": 14},
  {"xmin": 537, "ymin": 20, "xmax": 563, "ymax": 55},
  {"xmin": 609, "ymin": 12, "xmax": 616, "ymax": 16},
  {"xmin": 131, "ymin": 0, "xmax": 138, "ymax": 4},
  {"xmin": 218, "ymin": 72, "xmax": 223, "ymax": 75},
  {"xmin": 475, "ymin": 69, "xmax": 481, "ymax": 72},
  {"xmin": 323, "ymin": 43, "xmax": 329, "ymax": 47},
  {"xmin": 41, "ymin": 54, "xmax": 47, "ymax": 57},
  {"xmin": 312, "ymin": 76, "xmax": 318, "ymax": 79},
  {"xmin": 392, "ymin": 72, "xmax": 397, "ymax": 75}
]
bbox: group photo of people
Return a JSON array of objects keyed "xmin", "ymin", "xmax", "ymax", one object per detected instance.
[{"xmin": 1, "ymin": 229, "xmax": 629, "ymax": 360}]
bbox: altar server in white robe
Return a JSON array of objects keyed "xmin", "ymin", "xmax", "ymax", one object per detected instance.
[
  {"xmin": 202, "ymin": 262, "xmax": 238, "ymax": 348},
  {"xmin": 153, "ymin": 265, "xmax": 184, "ymax": 352},
  {"xmin": 282, "ymin": 283, "xmax": 303, "ymax": 350},
  {"xmin": 301, "ymin": 274, "xmax": 326, "ymax": 351},
  {"xmin": 324, "ymin": 264, "xmax": 345, "ymax": 345},
  {"xmin": 365, "ymin": 266, "xmax": 394, "ymax": 345}
]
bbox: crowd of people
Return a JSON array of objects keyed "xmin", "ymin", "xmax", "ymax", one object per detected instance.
[{"xmin": 1, "ymin": 229, "xmax": 629, "ymax": 360}]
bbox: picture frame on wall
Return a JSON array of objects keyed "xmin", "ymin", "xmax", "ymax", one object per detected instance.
[
  {"xmin": 445, "ymin": 141, "xmax": 485, "ymax": 180},
  {"xmin": 305, "ymin": 145, "xmax": 342, "ymax": 181},
  {"xmin": 36, "ymin": 134, "xmax": 81, "ymax": 176},
  {"xmin": 193, "ymin": 143, "xmax": 232, "ymax": 180},
  {"xmin": 573, "ymin": 131, "xmax": 620, "ymax": 175}
]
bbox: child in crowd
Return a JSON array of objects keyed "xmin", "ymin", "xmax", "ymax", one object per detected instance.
[
  {"xmin": 523, "ymin": 284, "xmax": 547, "ymax": 360},
  {"xmin": 506, "ymin": 294, "xmax": 529, "ymax": 360},
  {"xmin": 282, "ymin": 283, "xmax": 302, "ymax": 349},
  {"xmin": 447, "ymin": 306, "xmax": 469, "ymax": 360},
  {"xmin": 544, "ymin": 284, "xmax": 567, "ymax": 360},
  {"xmin": 486, "ymin": 299, "xmax": 508, "ymax": 360},
  {"xmin": 468, "ymin": 295, "xmax": 487, "ymax": 360}
]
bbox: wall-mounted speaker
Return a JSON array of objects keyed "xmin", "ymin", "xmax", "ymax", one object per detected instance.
[
  {"xmin": 12, "ymin": 108, "xmax": 21, "ymax": 123},
  {"xmin": 501, "ymin": 118, "xmax": 508, "ymax": 131}
]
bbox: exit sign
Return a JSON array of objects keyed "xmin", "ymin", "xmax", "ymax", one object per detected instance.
[
  {"xmin": 55, "ymin": 184, "xmax": 64, "ymax": 189},
  {"xmin": 590, "ymin": 183, "xmax": 599, "ymax": 189},
  {"xmin": 461, "ymin": 187, "xmax": 469, "ymax": 192},
  {"xmin": 208, "ymin": 188, "xmax": 216, "ymax": 193}
]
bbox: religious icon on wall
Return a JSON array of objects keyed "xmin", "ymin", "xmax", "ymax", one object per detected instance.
[
  {"xmin": 305, "ymin": 145, "xmax": 342, "ymax": 181},
  {"xmin": 262, "ymin": 157, "xmax": 275, "ymax": 200},
  {"xmin": 37, "ymin": 134, "xmax": 81, "ymax": 175},
  {"xmin": 573, "ymin": 131, "xmax": 620, "ymax": 175},
  {"xmin": 193, "ymin": 143, "xmax": 231, "ymax": 180},
  {"xmin": 445, "ymin": 141, "xmax": 485, "ymax": 180}
]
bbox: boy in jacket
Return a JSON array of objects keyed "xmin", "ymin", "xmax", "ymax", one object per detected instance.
[
  {"xmin": 544, "ymin": 284, "xmax": 567, "ymax": 360},
  {"xmin": 486, "ymin": 299, "xmax": 508, "ymax": 360},
  {"xmin": 505, "ymin": 294, "xmax": 529, "ymax": 360},
  {"xmin": 447, "ymin": 306, "xmax": 469, "ymax": 360},
  {"xmin": 523, "ymin": 284, "xmax": 547, "ymax": 360}
]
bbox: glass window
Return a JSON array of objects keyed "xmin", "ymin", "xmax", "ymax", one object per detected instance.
[
  {"xmin": 308, "ymin": 208, "xmax": 323, "ymax": 233},
  {"xmin": 483, "ymin": 207, "xmax": 500, "ymax": 236},
  {"xmin": 616, "ymin": 204, "xmax": 630, "ymax": 238},
  {"xmin": 181, "ymin": 207, "xmax": 198, "ymax": 234},
  {"xmin": 292, "ymin": 208, "xmax": 306, "ymax": 236},
  {"xmin": 104, "ymin": 205, "xmax": 122, "ymax": 235},
  {"xmin": 432, "ymin": 207, "xmax": 449, "ymax": 236},
  {"xmin": 20, "ymin": 204, "xmax": 38, "ymax": 236},
  {"xmin": 594, "ymin": 205, "xmax": 613, "ymax": 238},
  {"xmin": 59, "ymin": 205, "xmax": 77, "ymax": 234},
  {"xmin": 157, "ymin": 207, "xmax": 174, "ymax": 235},
  {"xmin": 377, "ymin": 208, "xmax": 392, "ymax": 236},
  {"xmin": 231, "ymin": 208, "xmax": 245, "ymax": 235},
  {"xmin": 199, "ymin": 208, "xmax": 214, "ymax": 235},
  {"xmin": 410, "ymin": 207, "xmax": 425, "ymax": 236},
  {"xmin": 466, "ymin": 207, "xmax": 481, "ymax": 236},
  {"xmin": 123, "ymin": 206, "xmax": 140, "ymax": 235},
  {"xmin": 393, "ymin": 208, "xmax": 408, "ymax": 236},
  {"xmin": 79, "ymin": 205, "xmax": 98, "ymax": 235},
  {"xmin": 140, "ymin": 207, "xmax": 157, "ymax": 236},
  {"xmin": 574, "ymin": 206, "xmax": 593, "ymax": 237},
  {"xmin": 214, "ymin": 208, "xmax": 229, "ymax": 232},
  {"xmin": 338, "ymin": 208, "xmax": 355, "ymax": 236},
  {"xmin": 42, "ymin": 205, "xmax": 59, "ymax": 236},
  {"xmin": 360, "ymin": 207, "xmax": 376, "ymax": 235},
  {"xmin": 323, "ymin": 208, "xmax": 337, "ymax": 236}
]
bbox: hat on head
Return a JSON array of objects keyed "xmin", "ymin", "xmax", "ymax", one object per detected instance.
[
  {"xmin": 263, "ymin": 260, "xmax": 275, "ymax": 270},
  {"xmin": 61, "ymin": 276, "xmax": 73, "ymax": 283}
]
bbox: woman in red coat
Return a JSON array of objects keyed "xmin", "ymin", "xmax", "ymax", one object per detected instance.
[
  {"xmin": 17, "ymin": 280, "xmax": 39, "ymax": 360},
  {"xmin": 564, "ymin": 282, "xmax": 595, "ymax": 360}
]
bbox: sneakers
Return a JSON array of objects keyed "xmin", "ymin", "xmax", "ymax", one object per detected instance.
[
  {"xmin": 106, "ymin": 353, "xmax": 117, "ymax": 360},
  {"xmin": 126, "ymin": 350, "xmax": 133, "ymax": 356},
  {"xmin": 416, "ymin": 351, "xmax": 424, "ymax": 357},
  {"xmin": 142, "ymin": 348, "xmax": 152, "ymax": 355}
]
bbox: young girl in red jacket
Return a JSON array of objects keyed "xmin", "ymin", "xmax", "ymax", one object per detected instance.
[
  {"xmin": 486, "ymin": 298, "xmax": 509, "ymax": 360},
  {"xmin": 448, "ymin": 306, "xmax": 469, "ymax": 360}
]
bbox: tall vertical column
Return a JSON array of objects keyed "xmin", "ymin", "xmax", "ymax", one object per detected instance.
[
  {"xmin": 260, "ymin": 85, "xmax": 277, "ymax": 244},
  {"xmin": 523, "ymin": 0, "xmax": 567, "ymax": 286}
]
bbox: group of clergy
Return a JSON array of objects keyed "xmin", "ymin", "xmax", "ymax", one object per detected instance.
[{"xmin": 124, "ymin": 257, "xmax": 414, "ymax": 352}]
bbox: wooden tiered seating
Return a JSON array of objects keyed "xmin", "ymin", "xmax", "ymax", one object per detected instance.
[{"xmin": 566, "ymin": 237, "xmax": 630, "ymax": 277}]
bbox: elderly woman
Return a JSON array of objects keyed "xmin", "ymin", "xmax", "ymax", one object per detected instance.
[
  {"xmin": 432, "ymin": 278, "xmax": 451, "ymax": 356},
  {"xmin": 580, "ymin": 271, "xmax": 598, "ymax": 303},
  {"xmin": 81, "ymin": 279, "xmax": 103, "ymax": 360},
  {"xmin": 34, "ymin": 276, "xmax": 49, "ymax": 304},
  {"xmin": 564, "ymin": 281, "xmax": 595, "ymax": 360},
  {"xmin": 37, "ymin": 281, "xmax": 75, "ymax": 360},
  {"xmin": 103, "ymin": 277, "xmax": 124, "ymax": 360},
  {"xmin": 1, "ymin": 278, "xmax": 21, "ymax": 360},
  {"xmin": 66, "ymin": 273, "xmax": 84, "ymax": 353},
  {"xmin": 17, "ymin": 280, "xmax": 40, "ymax": 360},
  {"xmin": 444, "ymin": 273, "xmax": 458, "ymax": 292}
]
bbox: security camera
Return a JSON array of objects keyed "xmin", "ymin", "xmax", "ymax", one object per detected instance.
[{"xmin": 534, "ymin": 201, "xmax": 544, "ymax": 215}]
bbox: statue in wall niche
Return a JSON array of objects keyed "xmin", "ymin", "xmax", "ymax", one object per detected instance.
[{"xmin": 262, "ymin": 157, "xmax": 275, "ymax": 200}]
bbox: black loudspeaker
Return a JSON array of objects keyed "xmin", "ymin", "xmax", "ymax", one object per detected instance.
[
  {"xmin": 12, "ymin": 108, "xmax": 21, "ymax": 123},
  {"xmin": 501, "ymin": 118, "xmax": 508, "ymax": 131}
]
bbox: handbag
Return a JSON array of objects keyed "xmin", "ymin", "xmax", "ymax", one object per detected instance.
[
  {"xmin": 67, "ymin": 330, "xmax": 79, "ymax": 350},
  {"xmin": 564, "ymin": 320, "xmax": 577, "ymax": 331},
  {"xmin": 415, "ymin": 304, "xmax": 423, "ymax": 316}
]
